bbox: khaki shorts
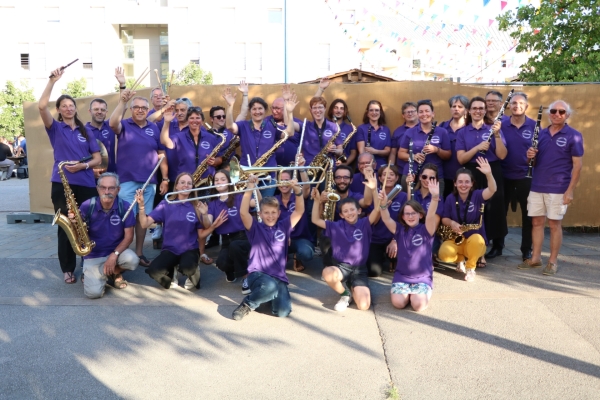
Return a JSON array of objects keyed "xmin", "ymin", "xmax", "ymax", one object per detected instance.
[{"xmin": 527, "ymin": 191, "xmax": 568, "ymax": 220}]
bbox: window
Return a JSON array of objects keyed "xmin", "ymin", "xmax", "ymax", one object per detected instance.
[
  {"xmin": 190, "ymin": 59, "xmax": 199, "ymax": 65},
  {"xmin": 316, "ymin": 44, "xmax": 330, "ymax": 70},
  {"xmin": 247, "ymin": 43, "xmax": 262, "ymax": 71},
  {"xmin": 236, "ymin": 43, "xmax": 246, "ymax": 70},
  {"xmin": 45, "ymin": 7, "xmax": 60, "ymax": 22},
  {"xmin": 268, "ymin": 9, "xmax": 282, "ymax": 23},
  {"xmin": 124, "ymin": 64, "xmax": 134, "ymax": 78},
  {"xmin": 413, "ymin": 59, "xmax": 421, "ymax": 68},
  {"xmin": 121, "ymin": 29, "xmax": 134, "ymax": 60},
  {"xmin": 20, "ymin": 53, "xmax": 30, "ymax": 70},
  {"xmin": 501, "ymin": 60, "xmax": 507, "ymax": 68},
  {"xmin": 189, "ymin": 42, "xmax": 200, "ymax": 66},
  {"xmin": 83, "ymin": 63, "xmax": 93, "ymax": 70}
]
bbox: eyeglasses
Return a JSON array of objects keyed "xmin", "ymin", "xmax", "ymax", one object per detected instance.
[
  {"xmin": 311, "ymin": 106, "xmax": 325, "ymax": 110},
  {"xmin": 131, "ymin": 106, "xmax": 149, "ymax": 111},
  {"xmin": 189, "ymin": 106, "xmax": 202, "ymax": 112},
  {"xmin": 271, "ymin": 107, "xmax": 283, "ymax": 111},
  {"xmin": 549, "ymin": 109, "xmax": 567, "ymax": 116},
  {"xmin": 486, "ymin": 99, "xmax": 502, "ymax": 103},
  {"xmin": 420, "ymin": 175, "xmax": 436, "ymax": 181},
  {"xmin": 213, "ymin": 115, "xmax": 226, "ymax": 120},
  {"xmin": 403, "ymin": 212, "xmax": 419, "ymax": 217},
  {"xmin": 334, "ymin": 176, "xmax": 351, "ymax": 181},
  {"xmin": 98, "ymin": 186, "xmax": 117, "ymax": 191},
  {"xmin": 403, "ymin": 110, "xmax": 417, "ymax": 114}
]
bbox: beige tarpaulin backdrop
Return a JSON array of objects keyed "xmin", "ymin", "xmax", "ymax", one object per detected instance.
[{"xmin": 23, "ymin": 81, "xmax": 598, "ymax": 226}]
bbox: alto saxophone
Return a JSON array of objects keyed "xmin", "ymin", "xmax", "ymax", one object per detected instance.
[
  {"xmin": 322, "ymin": 158, "xmax": 341, "ymax": 221},
  {"xmin": 51, "ymin": 161, "xmax": 95, "ymax": 256},
  {"xmin": 221, "ymin": 134, "xmax": 240, "ymax": 163},
  {"xmin": 194, "ymin": 129, "xmax": 227, "ymax": 187},
  {"xmin": 437, "ymin": 204, "xmax": 485, "ymax": 245},
  {"xmin": 236, "ymin": 131, "xmax": 289, "ymax": 189},
  {"xmin": 336, "ymin": 120, "xmax": 357, "ymax": 163},
  {"xmin": 308, "ymin": 122, "xmax": 342, "ymax": 181}
]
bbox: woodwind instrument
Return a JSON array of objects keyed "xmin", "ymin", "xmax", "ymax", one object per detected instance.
[
  {"xmin": 307, "ymin": 122, "xmax": 342, "ymax": 182},
  {"xmin": 193, "ymin": 124, "xmax": 227, "ymax": 187},
  {"xmin": 336, "ymin": 116, "xmax": 357, "ymax": 163},
  {"xmin": 221, "ymin": 135, "xmax": 240, "ymax": 163},
  {"xmin": 293, "ymin": 118, "xmax": 307, "ymax": 180},
  {"xmin": 415, "ymin": 121, "xmax": 436, "ymax": 177},
  {"xmin": 322, "ymin": 158, "xmax": 341, "ymax": 221},
  {"xmin": 408, "ymin": 139, "xmax": 415, "ymax": 193},
  {"xmin": 479, "ymin": 89, "xmax": 514, "ymax": 154},
  {"xmin": 437, "ymin": 204, "xmax": 485, "ymax": 245},
  {"xmin": 526, "ymin": 106, "xmax": 544, "ymax": 179}
]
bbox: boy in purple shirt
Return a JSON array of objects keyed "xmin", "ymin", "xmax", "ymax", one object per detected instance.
[
  {"xmin": 311, "ymin": 175, "xmax": 380, "ymax": 312},
  {"xmin": 231, "ymin": 175, "xmax": 305, "ymax": 321}
]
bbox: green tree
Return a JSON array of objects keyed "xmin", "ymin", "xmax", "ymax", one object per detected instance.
[
  {"xmin": 61, "ymin": 77, "xmax": 93, "ymax": 98},
  {"xmin": 172, "ymin": 62, "xmax": 213, "ymax": 86},
  {"xmin": 498, "ymin": 1, "xmax": 600, "ymax": 82},
  {"xmin": 114, "ymin": 77, "xmax": 146, "ymax": 93},
  {"xmin": 0, "ymin": 80, "xmax": 35, "ymax": 140}
]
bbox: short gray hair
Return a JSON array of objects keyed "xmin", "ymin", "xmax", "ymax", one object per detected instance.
[
  {"xmin": 548, "ymin": 100, "xmax": 572, "ymax": 115},
  {"xmin": 448, "ymin": 95, "xmax": 469, "ymax": 108},
  {"xmin": 150, "ymin": 87, "xmax": 163, "ymax": 99},
  {"xmin": 511, "ymin": 92, "xmax": 528, "ymax": 102},
  {"xmin": 97, "ymin": 172, "xmax": 120, "ymax": 187},
  {"xmin": 130, "ymin": 96, "xmax": 149, "ymax": 107},
  {"xmin": 175, "ymin": 97, "xmax": 193, "ymax": 108}
]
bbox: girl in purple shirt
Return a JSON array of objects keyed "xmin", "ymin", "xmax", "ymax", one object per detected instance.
[
  {"xmin": 379, "ymin": 180, "xmax": 441, "ymax": 312},
  {"xmin": 356, "ymin": 100, "xmax": 391, "ymax": 167},
  {"xmin": 39, "ymin": 66, "xmax": 103, "ymax": 284}
]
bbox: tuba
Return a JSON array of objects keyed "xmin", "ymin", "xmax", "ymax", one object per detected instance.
[
  {"xmin": 308, "ymin": 122, "xmax": 343, "ymax": 181},
  {"xmin": 92, "ymin": 139, "xmax": 109, "ymax": 176},
  {"xmin": 322, "ymin": 158, "xmax": 341, "ymax": 221},
  {"xmin": 437, "ymin": 204, "xmax": 485, "ymax": 245},
  {"xmin": 52, "ymin": 161, "xmax": 95, "ymax": 256},
  {"xmin": 194, "ymin": 127, "xmax": 227, "ymax": 187}
]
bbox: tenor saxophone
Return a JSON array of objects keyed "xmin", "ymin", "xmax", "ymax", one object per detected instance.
[
  {"xmin": 51, "ymin": 161, "xmax": 95, "ymax": 256},
  {"xmin": 236, "ymin": 131, "xmax": 289, "ymax": 189},
  {"xmin": 308, "ymin": 122, "xmax": 342, "ymax": 181},
  {"xmin": 193, "ymin": 130, "xmax": 227, "ymax": 187},
  {"xmin": 322, "ymin": 158, "xmax": 341, "ymax": 221},
  {"xmin": 221, "ymin": 134, "xmax": 240, "ymax": 163},
  {"xmin": 437, "ymin": 204, "xmax": 485, "ymax": 245}
]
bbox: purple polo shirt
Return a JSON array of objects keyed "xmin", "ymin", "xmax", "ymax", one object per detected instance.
[
  {"xmin": 334, "ymin": 190, "xmax": 365, "ymax": 222},
  {"xmin": 149, "ymin": 200, "xmax": 202, "ymax": 255},
  {"xmin": 455, "ymin": 124, "xmax": 507, "ymax": 164},
  {"xmin": 356, "ymin": 124, "xmax": 392, "ymax": 167},
  {"xmin": 443, "ymin": 189, "xmax": 487, "ymax": 244},
  {"xmin": 301, "ymin": 119, "xmax": 343, "ymax": 165},
  {"xmin": 400, "ymin": 124, "xmax": 450, "ymax": 179},
  {"xmin": 372, "ymin": 192, "xmax": 408, "ymax": 244},
  {"xmin": 213, "ymin": 127, "xmax": 235, "ymax": 158},
  {"xmin": 237, "ymin": 119, "xmax": 285, "ymax": 167},
  {"xmin": 79, "ymin": 196, "xmax": 136, "ymax": 259},
  {"xmin": 339, "ymin": 121, "xmax": 356, "ymax": 158},
  {"xmin": 158, "ymin": 119, "xmax": 188, "ymax": 182},
  {"xmin": 413, "ymin": 190, "xmax": 444, "ymax": 216},
  {"xmin": 531, "ymin": 124, "xmax": 584, "ymax": 194},
  {"xmin": 393, "ymin": 223, "xmax": 434, "ymax": 287},
  {"xmin": 275, "ymin": 193, "xmax": 312, "ymax": 241},
  {"xmin": 172, "ymin": 129, "xmax": 219, "ymax": 179},
  {"xmin": 392, "ymin": 124, "xmax": 411, "ymax": 172},
  {"xmin": 86, "ymin": 121, "xmax": 116, "ymax": 173},
  {"xmin": 500, "ymin": 116, "xmax": 537, "ymax": 180},
  {"xmin": 246, "ymin": 217, "xmax": 292, "ymax": 284},
  {"xmin": 116, "ymin": 118, "xmax": 163, "ymax": 184},
  {"xmin": 325, "ymin": 217, "xmax": 372, "ymax": 266},
  {"xmin": 147, "ymin": 108, "xmax": 159, "ymax": 117},
  {"xmin": 439, "ymin": 119, "xmax": 463, "ymax": 181},
  {"xmin": 207, "ymin": 193, "xmax": 247, "ymax": 235},
  {"xmin": 46, "ymin": 120, "xmax": 99, "ymax": 187},
  {"xmin": 268, "ymin": 116, "xmax": 302, "ymax": 167},
  {"xmin": 349, "ymin": 172, "xmax": 366, "ymax": 193}
]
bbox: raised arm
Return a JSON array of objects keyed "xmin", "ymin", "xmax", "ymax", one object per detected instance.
[
  {"xmin": 235, "ymin": 80, "xmax": 249, "ymax": 122},
  {"xmin": 311, "ymin": 187, "xmax": 327, "ymax": 229},
  {"xmin": 160, "ymin": 104, "xmax": 176, "ymax": 149},
  {"xmin": 378, "ymin": 190, "xmax": 397, "ymax": 234},
  {"xmin": 147, "ymin": 97, "xmax": 173, "ymax": 123},
  {"xmin": 289, "ymin": 179, "xmax": 305, "ymax": 228},
  {"xmin": 240, "ymin": 174, "xmax": 257, "ymax": 230},
  {"xmin": 223, "ymin": 88, "xmax": 239, "ymax": 135},
  {"xmin": 367, "ymin": 176, "xmax": 381, "ymax": 225},
  {"xmin": 425, "ymin": 180, "xmax": 441, "ymax": 236},
  {"xmin": 282, "ymin": 85, "xmax": 300, "ymax": 132},
  {"xmin": 476, "ymin": 157, "xmax": 497, "ymax": 201},
  {"xmin": 38, "ymin": 67, "xmax": 64, "ymax": 129},
  {"xmin": 135, "ymin": 189, "xmax": 155, "ymax": 229},
  {"xmin": 359, "ymin": 167, "xmax": 375, "ymax": 208},
  {"xmin": 283, "ymin": 89, "xmax": 299, "ymax": 137},
  {"xmin": 314, "ymin": 77, "xmax": 330, "ymax": 97},
  {"xmin": 109, "ymin": 89, "xmax": 136, "ymax": 135}
]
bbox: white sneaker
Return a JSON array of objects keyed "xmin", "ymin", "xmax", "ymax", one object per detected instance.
[
  {"xmin": 456, "ymin": 261, "xmax": 466, "ymax": 274},
  {"xmin": 152, "ymin": 225, "xmax": 163, "ymax": 240},
  {"xmin": 465, "ymin": 269, "xmax": 476, "ymax": 282},
  {"xmin": 334, "ymin": 293, "xmax": 352, "ymax": 312}
]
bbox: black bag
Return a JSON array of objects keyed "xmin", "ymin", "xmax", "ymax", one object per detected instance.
[{"xmin": 17, "ymin": 166, "xmax": 28, "ymax": 179}]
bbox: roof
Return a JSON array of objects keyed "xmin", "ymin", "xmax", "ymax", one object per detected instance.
[{"xmin": 299, "ymin": 69, "xmax": 397, "ymax": 84}]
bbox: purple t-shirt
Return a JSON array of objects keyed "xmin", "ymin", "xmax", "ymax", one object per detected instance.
[
  {"xmin": 531, "ymin": 124, "xmax": 584, "ymax": 194},
  {"xmin": 356, "ymin": 123, "xmax": 392, "ymax": 167},
  {"xmin": 334, "ymin": 191, "xmax": 364, "ymax": 222},
  {"xmin": 400, "ymin": 124, "xmax": 450, "ymax": 179},
  {"xmin": 275, "ymin": 194, "xmax": 311, "ymax": 241},
  {"xmin": 372, "ymin": 192, "xmax": 407, "ymax": 244},
  {"xmin": 439, "ymin": 119, "xmax": 463, "ymax": 181},
  {"xmin": 172, "ymin": 129, "xmax": 220, "ymax": 179},
  {"xmin": 325, "ymin": 217, "xmax": 372, "ymax": 266},
  {"xmin": 392, "ymin": 124, "xmax": 411, "ymax": 172},
  {"xmin": 246, "ymin": 217, "xmax": 292, "ymax": 284},
  {"xmin": 393, "ymin": 223, "xmax": 434, "ymax": 287},
  {"xmin": 116, "ymin": 118, "xmax": 163, "ymax": 184},
  {"xmin": 158, "ymin": 119, "xmax": 188, "ymax": 181},
  {"xmin": 301, "ymin": 119, "xmax": 343, "ymax": 165},
  {"xmin": 86, "ymin": 121, "xmax": 116, "ymax": 173},
  {"xmin": 149, "ymin": 200, "xmax": 202, "ymax": 255},
  {"xmin": 500, "ymin": 116, "xmax": 537, "ymax": 180},
  {"xmin": 455, "ymin": 124, "xmax": 507, "ymax": 164},
  {"xmin": 79, "ymin": 196, "xmax": 136, "ymax": 259},
  {"xmin": 413, "ymin": 190, "xmax": 444, "ymax": 216},
  {"xmin": 339, "ymin": 121, "xmax": 356, "ymax": 159},
  {"xmin": 237, "ymin": 119, "xmax": 285, "ymax": 167},
  {"xmin": 442, "ymin": 189, "xmax": 487, "ymax": 244},
  {"xmin": 46, "ymin": 120, "xmax": 99, "ymax": 187},
  {"xmin": 207, "ymin": 193, "xmax": 247, "ymax": 235}
]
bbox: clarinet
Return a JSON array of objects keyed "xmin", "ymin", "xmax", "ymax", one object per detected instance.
[
  {"xmin": 526, "ymin": 106, "xmax": 544, "ymax": 178},
  {"xmin": 366, "ymin": 126, "xmax": 372, "ymax": 147},
  {"xmin": 408, "ymin": 139, "xmax": 415, "ymax": 193},
  {"xmin": 293, "ymin": 118, "xmax": 307, "ymax": 180},
  {"xmin": 415, "ymin": 121, "xmax": 436, "ymax": 177},
  {"xmin": 247, "ymin": 155, "xmax": 262, "ymax": 223},
  {"xmin": 479, "ymin": 89, "xmax": 514, "ymax": 155}
]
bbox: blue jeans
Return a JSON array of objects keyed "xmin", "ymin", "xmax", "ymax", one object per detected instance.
[
  {"xmin": 119, "ymin": 181, "xmax": 157, "ymax": 214},
  {"xmin": 289, "ymin": 238, "xmax": 314, "ymax": 266},
  {"xmin": 245, "ymin": 271, "xmax": 291, "ymax": 317}
]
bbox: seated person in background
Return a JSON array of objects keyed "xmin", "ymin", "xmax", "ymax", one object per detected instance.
[{"xmin": 0, "ymin": 138, "xmax": 15, "ymax": 178}]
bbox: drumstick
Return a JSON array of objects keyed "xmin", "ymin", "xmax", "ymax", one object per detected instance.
[
  {"xmin": 131, "ymin": 69, "xmax": 150, "ymax": 91},
  {"xmin": 167, "ymin": 70, "xmax": 175, "ymax": 95},
  {"xmin": 154, "ymin": 69, "xmax": 164, "ymax": 95},
  {"xmin": 49, "ymin": 59, "xmax": 78, "ymax": 78},
  {"xmin": 130, "ymin": 67, "xmax": 149, "ymax": 91}
]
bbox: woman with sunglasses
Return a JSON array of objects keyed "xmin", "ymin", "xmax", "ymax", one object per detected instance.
[
  {"xmin": 440, "ymin": 95, "xmax": 469, "ymax": 198},
  {"xmin": 438, "ymin": 159, "xmax": 497, "ymax": 282},
  {"xmin": 411, "ymin": 163, "xmax": 444, "ymax": 220},
  {"xmin": 356, "ymin": 100, "xmax": 391, "ymax": 168},
  {"xmin": 456, "ymin": 97, "xmax": 508, "ymax": 264}
]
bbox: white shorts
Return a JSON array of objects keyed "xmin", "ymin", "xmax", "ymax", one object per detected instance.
[
  {"xmin": 527, "ymin": 191, "xmax": 568, "ymax": 220},
  {"xmin": 83, "ymin": 249, "xmax": 139, "ymax": 299}
]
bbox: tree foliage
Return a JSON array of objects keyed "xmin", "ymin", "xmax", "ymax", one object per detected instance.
[
  {"xmin": 0, "ymin": 81, "xmax": 35, "ymax": 140},
  {"xmin": 497, "ymin": 1, "xmax": 600, "ymax": 82},
  {"xmin": 113, "ymin": 77, "xmax": 146, "ymax": 93},
  {"xmin": 172, "ymin": 62, "xmax": 213, "ymax": 86},
  {"xmin": 61, "ymin": 77, "xmax": 93, "ymax": 98}
]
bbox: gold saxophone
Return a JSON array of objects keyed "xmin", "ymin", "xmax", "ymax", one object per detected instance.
[
  {"xmin": 51, "ymin": 161, "xmax": 95, "ymax": 256},
  {"xmin": 322, "ymin": 158, "xmax": 341, "ymax": 221},
  {"xmin": 336, "ymin": 122, "xmax": 357, "ymax": 163},
  {"xmin": 437, "ymin": 204, "xmax": 485, "ymax": 245},
  {"xmin": 236, "ymin": 131, "xmax": 289, "ymax": 189},
  {"xmin": 308, "ymin": 122, "xmax": 342, "ymax": 181},
  {"xmin": 221, "ymin": 134, "xmax": 240, "ymax": 162},
  {"xmin": 194, "ymin": 129, "xmax": 227, "ymax": 187}
]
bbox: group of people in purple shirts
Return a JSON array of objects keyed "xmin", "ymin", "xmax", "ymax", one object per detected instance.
[{"xmin": 41, "ymin": 66, "xmax": 584, "ymax": 318}]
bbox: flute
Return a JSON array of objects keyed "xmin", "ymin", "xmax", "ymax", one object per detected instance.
[
  {"xmin": 247, "ymin": 155, "xmax": 262, "ymax": 223},
  {"xmin": 293, "ymin": 118, "xmax": 307, "ymax": 180},
  {"xmin": 122, "ymin": 156, "xmax": 165, "ymax": 222},
  {"xmin": 526, "ymin": 106, "xmax": 544, "ymax": 178}
]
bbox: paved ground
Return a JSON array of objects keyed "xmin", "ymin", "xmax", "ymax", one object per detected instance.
[{"xmin": 1, "ymin": 178, "xmax": 599, "ymax": 399}]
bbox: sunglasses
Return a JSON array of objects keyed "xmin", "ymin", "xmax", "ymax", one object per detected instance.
[
  {"xmin": 176, "ymin": 97, "xmax": 191, "ymax": 102},
  {"xmin": 549, "ymin": 109, "xmax": 566, "ymax": 116},
  {"xmin": 213, "ymin": 115, "xmax": 226, "ymax": 120},
  {"xmin": 421, "ymin": 175, "xmax": 436, "ymax": 181},
  {"xmin": 188, "ymin": 106, "xmax": 202, "ymax": 112}
]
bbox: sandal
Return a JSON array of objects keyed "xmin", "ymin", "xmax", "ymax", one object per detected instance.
[
  {"xmin": 64, "ymin": 272, "xmax": 76, "ymax": 284},
  {"xmin": 109, "ymin": 274, "xmax": 128, "ymax": 289},
  {"xmin": 293, "ymin": 255, "xmax": 305, "ymax": 272},
  {"xmin": 200, "ymin": 254, "xmax": 214, "ymax": 265},
  {"xmin": 138, "ymin": 254, "xmax": 150, "ymax": 267},
  {"xmin": 476, "ymin": 258, "xmax": 487, "ymax": 269}
]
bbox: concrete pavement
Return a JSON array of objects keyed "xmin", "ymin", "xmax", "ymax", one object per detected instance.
[{"xmin": 1, "ymin": 178, "xmax": 599, "ymax": 399}]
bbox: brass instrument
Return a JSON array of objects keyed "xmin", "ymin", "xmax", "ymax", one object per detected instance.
[
  {"xmin": 308, "ymin": 122, "xmax": 342, "ymax": 181},
  {"xmin": 437, "ymin": 204, "xmax": 485, "ymax": 245},
  {"xmin": 194, "ymin": 126, "xmax": 227, "ymax": 187},
  {"xmin": 52, "ymin": 161, "xmax": 95, "ymax": 256},
  {"xmin": 92, "ymin": 139, "xmax": 109, "ymax": 176},
  {"xmin": 322, "ymin": 158, "xmax": 341, "ymax": 221},
  {"xmin": 336, "ymin": 120, "xmax": 357, "ymax": 163},
  {"xmin": 221, "ymin": 134, "xmax": 240, "ymax": 162},
  {"xmin": 236, "ymin": 131, "xmax": 289, "ymax": 189}
]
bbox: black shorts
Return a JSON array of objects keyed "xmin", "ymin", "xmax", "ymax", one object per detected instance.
[{"xmin": 336, "ymin": 262, "xmax": 369, "ymax": 288}]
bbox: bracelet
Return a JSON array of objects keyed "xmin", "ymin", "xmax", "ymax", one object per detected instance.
[
  {"xmin": 85, "ymin": 163, "xmax": 89, "ymax": 170},
  {"xmin": 431, "ymin": 196, "xmax": 440, "ymax": 201},
  {"xmin": 294, "ymin": 191, "xmax": 302, "ymax": 196},
  {"xmin": 119, "ymin": 85, "xmax": 126, "ymax": 90},
  {"xmin": 243, "ymin": 94, "xmax": 248, "ymax": 97},
  {"xmin": 380, "ymin": 205, "xmax": 388, "ymax": 210}
]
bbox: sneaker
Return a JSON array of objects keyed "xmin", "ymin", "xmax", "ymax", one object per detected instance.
[
  {"xmin": 334, "ymin": 292, "xmax": 352, "ymax": 312},
  {"xmin": 517, "ymin": 259, "xmax": 543, "ymax": 270},
  {"xmin": 241, "ymin": 278, "xmax": 251, "ymax": 295},
  {"xmin": 456, "ymin": 261, "xmax": 466, "ymax": 274},
  {"xmin": 232, "ymin": 302, "xmax": 252, "ymax": 321},
  {"xmin": 226, "ymin": 272, "xmax": 237, "ymax": 283},
  {"xmin": 465, "ymin": 269, "xmax": 476, "ymax": 282},
  {"xmin": 151, "ymin": 225, "xmax": 163, "ymax": 240},
  {"xmin": 314, "ymin": 247, "xmax": 322, "ymax": 257},
  {"xmin": 170, "ymin": 272, "xmax": 179, "ymax": 288},
  {"xmin": 542, "ymin": 262, "xmax": 558, "ymax": 276}
]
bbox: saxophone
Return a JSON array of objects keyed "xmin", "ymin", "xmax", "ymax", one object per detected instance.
[
  {"xmin": 308, "ymin": 122, "xmax": 342, "ymax": 181},
  {"xmin": 322, "ymin": 158, "xmax": 341, "ymax": 221},
  {"xmin": 193, "ymin": 128, "xmax": 227, "ymax": 187},
  {"xmin": 221, "ymin": 134, "xmax": 240, "ymax": 163},
  {"xmin": 336, "ymin": 120, "xmax": 357, "ymax": 163},
  {"xmin": 236, "ymin": 131, "xmax": 289, "ymax": 189},
  {"xmin": 437, "ymin": 204, "xmax": 485, "ymax": 245},
  {"xmin": 51, "ymin": 161, "xmax": 95, "ymax": 256}
]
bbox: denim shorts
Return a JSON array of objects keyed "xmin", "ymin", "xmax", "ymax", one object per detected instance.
[
  {"xmin": 119, "ymin": 181, "xmax": 157, "ymax": 215},
  {"xmin": 391, "ymin": 282, "xmax": 432, "ymax": 295},
  {"xmin": 336, "ymin": 262, "xmax": 369, "ymax": 288}
]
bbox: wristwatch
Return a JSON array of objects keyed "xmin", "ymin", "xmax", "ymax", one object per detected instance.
[
  {"xmin": 114, "ymin": 251, "xmax": 120, "ymax": 257},
  {"xmin": 162, "ymin": 178, "xmax": 170, "ymax": 182},
  {"xmin": 119, "ymin": 85, "xmax": 126, "ymax": 90}
]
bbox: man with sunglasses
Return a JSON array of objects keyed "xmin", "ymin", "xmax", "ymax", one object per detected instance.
[{"xmin": 518, "ymin": 101, "xmax": 584, "ymax": 276}]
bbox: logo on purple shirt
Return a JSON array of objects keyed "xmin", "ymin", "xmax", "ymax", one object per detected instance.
[
  {"xmin": 201, "ymin": 141, "xmax": 210, "ymax": 150},
  {"xmin": 186, "ymin": 212, "xmax": 196, "ymax": 222},
  {"xmin": 323, "ymin": 129, "xmax": 333, "ymax": 138},
  {"xmin": 110, "ymin": 215, "xmax": 121, "ymax": 226},
  {"xmin": 522, "ymin": 130, "xmax": 532, "ymax": 140},
  {"xmin": 378, "ymin": 132, "xmax": 387, "ymax": 140},
  {"xmin": 556, "ymin": 137, "xmax": 567, "ymax": 147},
  {"xmin": 228, "ymin": 207, "xmax": 238, "ymax": 217},
  {"xmin": 274, "ymin": 230, "xmax": 286, "ymax": 242},
  {"xmin": 144, "ymin": 128, "xmax": 154, "ymax": 136},
  {"xmin": 263, "ymin": 130, "xmax": 273, "ymax": 139},
  {"xmin": 468, "ymin": 203, "xmax": 475, "ymax": 213},
  {"xmin": 77, "ymin": 133, "xmax": 87, "ymax": 142},
  {"xmin": 353, "ymin": 229, "xmax": 363, "ymax": 240},
  {"xmin": 412, "ymin": 234, "xmax": 424, "ymax": 246},
  {"xmin": 431, "ymin": 136, "xmax": 440, "ymax": 144},
  {"xmin": 102, "ymin": 130, "xmax": 109, "ymax": 138},
  {"xmin": 482, "ymin": 132, "xmax": 491, "ymax": 141},
  {"xmin": 390, "ymin": 201, "xmax": 401, "ymax": 212},
  {"xmin": 289, "ymin": 202, "xmax": 296, "ymax": 212}
]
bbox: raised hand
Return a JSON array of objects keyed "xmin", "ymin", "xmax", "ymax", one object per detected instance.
[
  {"xmin": 212, "ymin": 210, "xmax": 229, "ymax": 229},
  {"xmin": 319, "ymin": 77, "xmax": 330, "ymax": 90},
  {"xmin": 428, "ymin": 179, "xmax": 440, "ymax": 198},
  {"xmin": 238, "ymin": 80, "xmax": 248, "ymax": 94},
  {"xmin": 163, "ymin": 104, "xmax": 176, "ymax": 122},
  {"xmin": 222, "ymin": 87, "xmax": 236, "ymax": 107},
  {"xmin": 296, "ymin": 154, "xmax": 306, "ymax": 167},
  {"xmin": 378, "ymin": 189, "xmax": 388, "ymax": 205},
  {"xmin": 285, "ymin": 91, "xmax": 299, "ymax": 113},
  {"xmin": 115, "ymin": 67, "xmax": 126, "ymax": 86},
  {"xmin": 49, "ymin": 67, "xmax": 64, "ymax": 82},
  {"xmin": 311, "ymin": 187, "xmax": 320, "ymax": 201},
  {"xmin": 247, "ymin": 174, "xmax": 258, "ymax": 188},
  {"xmin": 475, "ymin": 157, "xmax": 491, "ymax": 175},
  {"xmin": 196, "ymin": 201, "xmax": 208, "ymax": 215},
  {"xmin": 134, "ymin": 189, "xmax": 144, "ymax": 205},
  {"xmin": 282, "ymin": 84, "xmax": 292, "ymax": 101},
  {"xmin": 364, "ymin": 167, "xmax": 377, "ymax": 190},
  {"xmin": 120, "ymin": 89, "xmax": 136, "ymax": 103}
]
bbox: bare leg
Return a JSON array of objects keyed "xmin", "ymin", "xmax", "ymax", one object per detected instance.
[
  {"xmin": 547, "ymin": 219, "xmax": 562, "ymax": 264},
  {"xmin": 135, "ymin": 217, "xmax": 146, "ymax": 256},
  {"xmin": 352, "ymin": 286, "xmax": 371, "ymax": 310},
  {"xmin": 409, "ymin": 293, "xmax": 431, "ymax": 312},
  {"xmin": 531, "ymin": 216, "xmax": 546, "ymax": 263},
  {"xmin": 322, "ymin": 266, "xmax": 345, "ymax": 294},
  {"xmin": 391, "ymin": 293, "xmax": 409, "ymax": 309}
]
